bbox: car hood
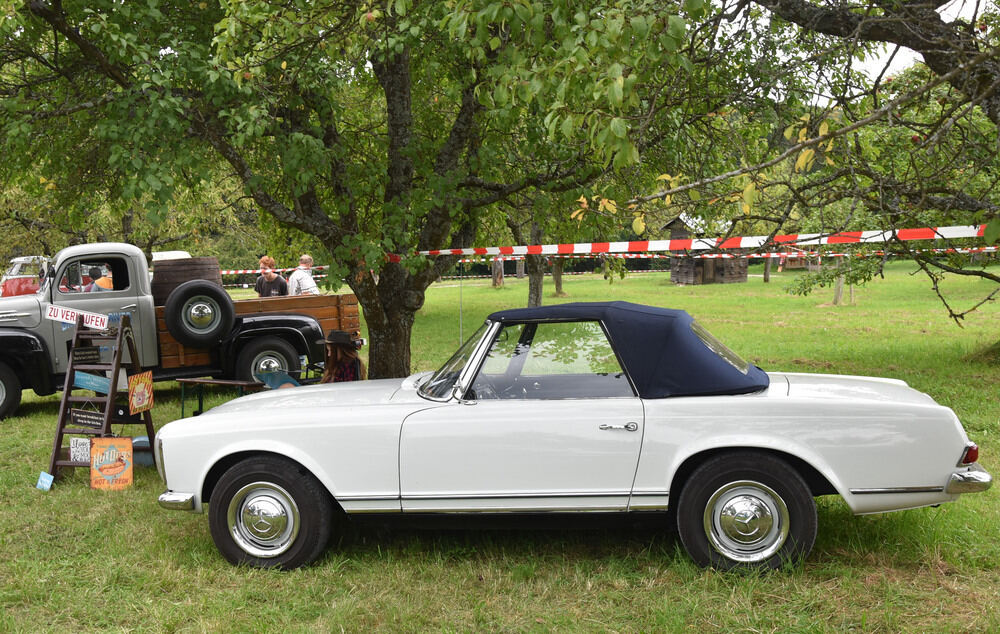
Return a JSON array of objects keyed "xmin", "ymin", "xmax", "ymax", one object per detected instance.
[
  {"xmin": 768, "ymin": 372, "xmax": 938, "ymax": 406},
  {"xmin": 0, "ymin": 294, "xmax": 42, "ymax": 328},
  {"xmin": 205, "ymin": 372, "xmax": 432, "ymax": 415}
]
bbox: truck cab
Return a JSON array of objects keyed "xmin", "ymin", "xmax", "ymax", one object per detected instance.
[
  {"xmin": 0, "ymin": 242, "xmax": 357, "ymax": 420},
  {"xmin": 41, "ymin": 243, "xmax": 158, "ymax": 371}
]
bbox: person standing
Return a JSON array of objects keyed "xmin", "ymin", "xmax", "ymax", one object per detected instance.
[
  {"xmin": 287, "ymin": 254, "xmax": 320, "ymax": 296},
  {"xmin": 254, "ymin": 255, "xmax": 288, "ymax": 297}
]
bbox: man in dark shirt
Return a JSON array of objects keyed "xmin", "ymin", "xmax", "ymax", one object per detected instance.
[{"xmin": 254, "ymin": 255, "xmax": 288, "ymax": 297}]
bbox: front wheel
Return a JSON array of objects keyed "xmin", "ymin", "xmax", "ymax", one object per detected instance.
[
  {"xmin": 676, "ymin": 452, "xmax": 817, "ymax": 570},
  {"xmin": 0, "ymin": 361, "xmax": 22, "ymax": 420},
  {"xmin": 208, "ymin": 456, "xmax": 334, "ymax": 569}
]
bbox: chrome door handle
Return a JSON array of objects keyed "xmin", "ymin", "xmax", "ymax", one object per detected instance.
[
  {"xmin": 600, "ymin": 422, "xmax": 639, "ymax": 432},
  {"xmin": 120, "ymin": 304, "xmax": 137, "ymax": 310}
]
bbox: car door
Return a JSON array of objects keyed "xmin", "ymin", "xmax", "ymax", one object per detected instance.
[
  {"xmin": 400, "ymin": 320, "xmax": 644, "ymax": 512},
  {"xmin": 48, "ymin": 256, "xmax": 147, "ymax": 372}
]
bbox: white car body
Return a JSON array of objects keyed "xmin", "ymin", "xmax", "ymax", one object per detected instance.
[
  {"xmin": 157, "ymin": 370, "xmax": 980, "ymax": 514},
  {"xmin": 156, "ymin": 302, "xmax": 990, "ymax": 569}
]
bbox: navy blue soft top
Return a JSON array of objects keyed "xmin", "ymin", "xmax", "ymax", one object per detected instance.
[{"xmin": 487, "ymin": 302, "xmax": 769, "ymax": 398}]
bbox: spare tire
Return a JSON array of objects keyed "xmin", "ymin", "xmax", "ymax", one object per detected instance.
[{"xmin": 164, "ymin": 280, "xmax": 236, "ymax": 347}]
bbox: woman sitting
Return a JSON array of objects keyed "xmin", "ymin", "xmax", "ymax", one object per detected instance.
[{"xmin": 319, "ymin": 330, "xmax": 367, "ymax": 383}]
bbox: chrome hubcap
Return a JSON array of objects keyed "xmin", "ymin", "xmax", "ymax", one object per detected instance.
[
  {"xmin": 227, "ymin": 481, "xmax": 299, "ymax": 558},
  {"xmin": 183, "ymin": 296, "xmax": 217, "ymax": 331},
  {"xmin": 704, "ymin": 480, "xmax": 789, "ymax": 562},
  {"xmin": 252, "ymin": 351, "xmax": 287, "ymax": 378}
]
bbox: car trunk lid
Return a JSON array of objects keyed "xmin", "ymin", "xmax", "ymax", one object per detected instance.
[{"xmin": 769, "ymin": 372, "xmax": 938, "ymax": 406}]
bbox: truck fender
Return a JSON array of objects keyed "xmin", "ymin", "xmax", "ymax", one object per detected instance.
[
  {"xmin": 0, "ymin": 328, "xmax": 56, "ymax": 395},
  {"xmin": 220, "ymin": 314, "xmax": 325, "ymax": 375}
]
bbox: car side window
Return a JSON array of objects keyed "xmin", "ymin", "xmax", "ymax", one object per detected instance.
[
  {"xmin": 57, "ymin": 258, "xmax": 131, "ymax": 295},
  {"xmin": 470, "ymin": 321, "xmax": 633, "ymax": 400}
]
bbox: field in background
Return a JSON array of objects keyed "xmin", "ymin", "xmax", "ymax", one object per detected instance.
[{"xmin": 2, "ymin": 262, "xmax": 998, "ymax": 631}]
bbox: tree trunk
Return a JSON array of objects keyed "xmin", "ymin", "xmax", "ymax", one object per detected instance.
[
  {"xmin": 832, "ymin": 257, "xmax": 845, "ymax": 305},
  {"xmin": 365, "ymin": 307, "xmax": 415, "ymax": 379},
  {"xmin": 516, "ymin": 259, "xmax": 525, "ymax": 279},
  {"xmin": 491, "ymin": 259, "xmax": 504, "ymax": 287},
  {"xmin": 763, "ymin": 257, "xmax": 771, "ymax": 283},
  {"xmin": 526, "ymin": 254, "xmax": 544, "ymax": 307},
  {"xmin": 552, "ymin": 259, "xmax": 567, "ymax": 296}
]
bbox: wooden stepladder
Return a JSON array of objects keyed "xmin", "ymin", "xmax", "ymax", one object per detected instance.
[{"xmin": 48, "ymin": 314, "xmax": 155, "ymax": 478}]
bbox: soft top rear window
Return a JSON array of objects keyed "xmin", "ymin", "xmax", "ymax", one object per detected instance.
[{"xmin": 690, "ymin": 321, "xmax": 749, "ymax": 375}]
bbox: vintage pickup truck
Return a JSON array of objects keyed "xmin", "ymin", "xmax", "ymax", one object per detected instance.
[{"xmin": 0, "ymin": 242, "xmax": 359, "ymax": 419}]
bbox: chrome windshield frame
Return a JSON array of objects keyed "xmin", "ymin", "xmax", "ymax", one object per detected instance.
[{"xmin": 417, "ymin": 321, "xmax": 497, "ymax": 402}]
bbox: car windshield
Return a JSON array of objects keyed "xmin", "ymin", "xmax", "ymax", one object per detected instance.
[
  {"xmin": 418, "ymin": 323, "xmax": 488, "ymax": 400},
  {"xmin": 690, "ymin": 320, "xmax": 750, "ymax": 374}
]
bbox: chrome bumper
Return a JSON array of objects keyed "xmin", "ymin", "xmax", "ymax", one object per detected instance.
[
  {"xmin": 945, "ymin": 463, "xmax": 993, "ymax": 494},
  {"xmin": 158, "ymin": 491, "xmax": 196, "ymax": 511}
]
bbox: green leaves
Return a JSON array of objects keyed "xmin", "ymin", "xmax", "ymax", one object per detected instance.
[{"xmin": 985, "ymin": 220, "xmax": 1000, "ymax": 245}]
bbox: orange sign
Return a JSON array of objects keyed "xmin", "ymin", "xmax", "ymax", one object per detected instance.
[
  {"xmin": 90, "ymin": 437, "xmax": 133, "ymax": 490},
  {"xmin": 127, "ymin": 370, "xmax": 154, "ymax": 415}
]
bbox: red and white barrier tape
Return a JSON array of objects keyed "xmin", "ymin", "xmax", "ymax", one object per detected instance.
[
  {"xmin": 419, "ymin": 224, "xmax": 986, "ymax": 257},
  {"xmin": 211, "ymin": 240, "xmax": 994, "ymax": 277},
  {"xmin": 217, "ymin": 265, "xmax": 330, "ymax": 275},
  {"xmin": 455, "ymin": 246, "xmax": 995, "ymax": 262}
]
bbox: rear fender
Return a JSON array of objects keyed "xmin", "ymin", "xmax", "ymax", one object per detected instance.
[{"xmin": 220, "ymin": 314, "xmax": 324, "ymax": 374}]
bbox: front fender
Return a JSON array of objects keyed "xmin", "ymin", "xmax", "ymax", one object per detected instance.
[
  {"xmin": 0, "ymin": 328, "xmax": 55, "ymax": 394},
  {"xmin": 192, "ymin": 440, "xmax": 347, "ymax": 513}
]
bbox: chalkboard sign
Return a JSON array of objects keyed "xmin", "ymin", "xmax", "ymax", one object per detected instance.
[
  {"xmin": 70, "ymin": 408, "xmax": 104, "ymax": 429},
  {"xmin": 71, "ymin": 346, "xmax": 101, "ymax": 364}
]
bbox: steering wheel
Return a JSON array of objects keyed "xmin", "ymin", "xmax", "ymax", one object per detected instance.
[{"xmin": 471, "ymin": 377, "xmax": 499, "ymax": 400}]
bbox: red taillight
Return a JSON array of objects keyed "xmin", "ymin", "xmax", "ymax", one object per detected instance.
[{"xmin": 962, "ymin": 443, "xmax": 979, "ymax": 465}]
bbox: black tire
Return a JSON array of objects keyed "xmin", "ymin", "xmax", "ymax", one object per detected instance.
[
  {"xmin": 0, "ymin": 361, "xmax": 22, "ymax": 420},
  {"xmin": 163, "ymin": 280, "xmax": 235, "ymax": 347},
  {"xmin": 208, "ymin": 455, "xmax": 334, "ymax": 569},
  {"xmin": 235, "ymin": 336, "xmax": 300, "ymax": 382},
  {"xmin": 676, "ymin": 452, "xmax": 817, "ymax": 570}
]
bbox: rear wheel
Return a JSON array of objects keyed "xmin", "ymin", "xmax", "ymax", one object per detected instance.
[
  {"xmin": 208, "ymin": 456, "xmax": 334, "ymax": 569},
  {"xmin": 0, "ymin": 361, "xmax": 22, "ymax": 420},
  {"xmin": 235, "ymin": 336, "xmax": 300, "ymax": 382},
  {"xmin": 676, "ymin": 452, "xmax": 817, "ymax": 570}
]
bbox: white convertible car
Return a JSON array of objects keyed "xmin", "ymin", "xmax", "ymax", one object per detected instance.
[{"xmin": 156, "ymin": 302, "xmax": 991, "ymax": 569}]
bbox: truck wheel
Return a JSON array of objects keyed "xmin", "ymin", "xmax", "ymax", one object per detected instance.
[
  {"xmin": 208, "ymin": 455, "xmax": 334, "ymax": 569},
  {"xmin": 676, "ymin": 451, "xmax": 817, "ymax": 570},
  {"xmin": 236, "ymin": 337, "xmax": 300, "ymax": 382},
  {"xmin": 0, "ymin": 362, "xmax": 22, "ymax": 420},
  {"xmin": 164, "ymin": 280, "xmax": 235, "ymax": 347}
]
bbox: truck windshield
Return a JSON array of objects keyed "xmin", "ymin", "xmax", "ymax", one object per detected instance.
[{"xmin": 418, "ymin": 324, "xmax": 488, "ymax": 400}]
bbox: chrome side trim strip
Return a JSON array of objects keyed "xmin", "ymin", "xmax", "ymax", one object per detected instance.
[
  {"xmin": 401, "ymin": 506, "xmax": 625, "ymax": 514},
  {"xmin": 849, "ymin": 486, "xmax": 944, "ymax": 495},
  {"xmin": 336, "ymin": 494, "xmax": 399, "ymax": 501},
  {"xmin": 401, "ymin": 491, "xmax": 629, "ymax": 500}
]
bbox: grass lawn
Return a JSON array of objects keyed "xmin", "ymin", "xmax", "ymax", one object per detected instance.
[{"xmin": 2, "ymin": 262, "xmax": 998, "ymax": 631}]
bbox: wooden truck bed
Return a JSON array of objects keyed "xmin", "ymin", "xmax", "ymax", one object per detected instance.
[{"xmin": 155, "ymin": 293, "xmax": 360, "ymax": 369}]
